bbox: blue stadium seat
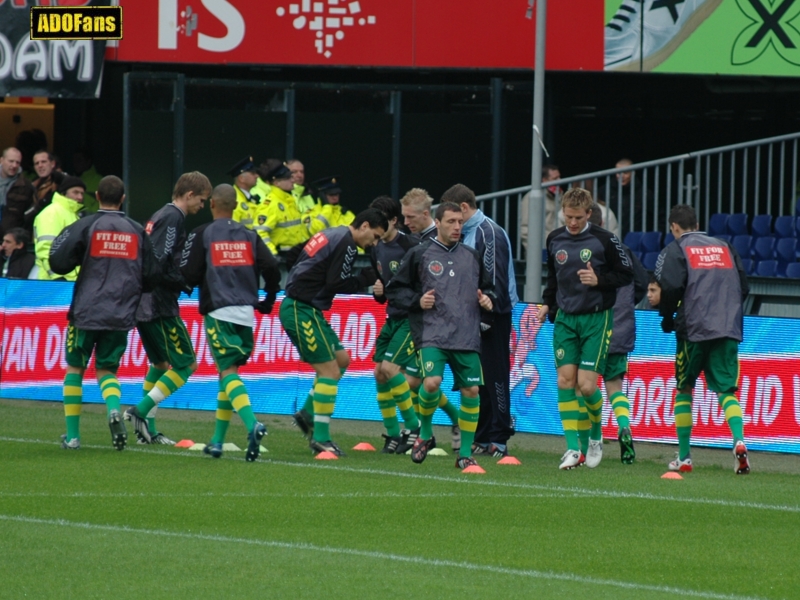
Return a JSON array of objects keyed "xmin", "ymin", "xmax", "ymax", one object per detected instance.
[
  {"xmin": 727, "ymin": 213, "xmax": 749, "ymax": 236},
  {"xmin": 756, "ymin": 260, "xmax": 778, "ymax": 277},
  {"xmin": 774, "ymin": 215, "xmax": 796, "ymax": 238},
  {"xmin": 732, "ymin": 235, "xmax": 752, "ymax": 259},
  {"xmin": 753, "ymin": 236, "xmax": 776, "ymax": 262},
  {"xmin": 640, "ymin": 231, "xmax": 663, "ymax": 253},
  {"xmin": 714, "ymin": 234, "xmax": 732, "ymax": 244},
  {"xmin": 542, "ymin": 249, "xmax": 548, "ymax": 263},
  {"xmin": 708, "ymin": 213, "xmax": 730, "ymax": 236},
  {"xmin": 642, "ymin": 251, "xmax": 660, "ymax": 271},
  {"xmin": 740, "ymin": 258, "xmax": 753, "ymax": 275},
  {"xmin": 751, "ymin": 214, "xmax": 772, "ymax": 239},
  {"xmin": 785, "ymin": 262, "xmax": 800, "ymax": 278},
  {"xmin": 664, "ymin": 232, "xmax": 675, "ymax": 246},
  {"xmin": 623, "ymin": 231, "xmax": 643, "ymax": 252},
  {"xmin": 776, "ymin": 238, "xmax": 798, "ymax": 275}
]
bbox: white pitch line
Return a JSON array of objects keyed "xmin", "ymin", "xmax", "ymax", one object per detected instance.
[
  {"xmin": 0, "ymin": 514, "xmax": 767, "ymax": 600},
  {"xmin": 0, "ymin": 490, "xmax": 573, "ymax": 500},
  {"xmin": 3, "ymin": 436, "xmax": 799, "ymax": 514}
]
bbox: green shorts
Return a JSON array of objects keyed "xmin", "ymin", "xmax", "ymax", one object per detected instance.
[
  {"xmin": 602, "ymin": 353, "xmax": 628, "ymax": 381},
  {"xmin": 552, "ymin": 309, "xmax": 613, "ymax": 373},
  {"xmin": 279, "ymin": 297, "xmax": 344, "ymax": 364},
  {"xmin": 419, "ymin": 347, "xmax": 483, "ymax": 389},
  {"xmin": 676, "ymin": 337, "xmax": 740, "ymax": 393},
  {"xmin": 373, "ymin": 317, "xmax": 417, "ymax": 371},
  {"xmin": 65, "ymin": 324, "xmax": 128, "ymax": 371},
  {"xmin": 137, "ymin": 316, "xmax": 196, "ymax": 369},
  {"xmin": 204, "ymin": 316, "xmax": 254, "ymax": 372}
]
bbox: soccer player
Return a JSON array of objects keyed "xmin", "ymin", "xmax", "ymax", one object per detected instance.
[
  {"xmin": 180, "ymin": 184, "xmax": 281, "ymax": 461},
  {"xmin": 385, "ymin": 202, "xmax": 495, "ymax": 470},
  {"xmin": 655, "ymin": 204, "xmax": 751, "ymax": 474},
  {"xmin": 125, "ymin": 172, "xmax": 211, "ymax": 444},
  {"xmin": 447, "ymin": 183, "xmax": 519, "ymax": 458},
  {"xmin": 587, "ymin": 203, "xmax": 648, "ymax": 464},
  {"xmin": 51, "ymin": 176, "xmax": 159, "ymax": 451},
  {"xmin": 368, "ymin": 195, "xmax": 421, "ymax": 453},
  {"xmin": 538, "ymin": 188, "xmax": 633, "ymax": 470},
  {"xmin": 399, "ymin": 187, "xmax": 463, "ymax": 450},
  {"xmin": 280, "ymin": 208, "xmax": 386, "ymax": 456}
]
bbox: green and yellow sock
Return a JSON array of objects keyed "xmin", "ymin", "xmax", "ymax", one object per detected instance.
[
  {"xmin": 438, "ymin": 392, "xmax": 459, "ymax": 426},
  {"xmin": 458, "ymin": 394, "xmax": 480, "ymax": 458},
  {"xmin": 674, "ymin": 392, "xmax": 693, "ymax": 460},
  {"xmin": 389, "ymin": 373, "xmax": 419, "ymax": 430},
  {"xmin": 142, "ymin": 366, "xmax": 167, "ymax": 432},
  {"xmin": 720, "ymin": 393, "xmax": 744, "ymax": 443},
  {"xmin": 577, "ymin": 392, "xmax": 590, "ymax": 454},
  {"xmin": 312, "ymin": 377, "xmax": 338, "ymax": 442},
  {"xmin": 222, "ymin": 374, "xmax": 256, "ymax": 432},
  {"xmin": 377, "ymin": 381, "xmax": 400, "ymax": 437},
  {"xmin": 63, "ymin": 372, "xmax": 83, "ymax": 440},
  {"xmin": 302, "ymin": 378, "xmax": 317, "ymax": 414},
  {"xmin": 99, "ymin": 374, "xmax": 122, "ymax": 414},
  {"xmin": 140, "ymin": 366, "xmax": 193, "ymax": 434},
  {"xmin": 211, "ymin": 389, "xmax": 233, "ymax": 444},
  {"xmin": 610, "ymin": 391, "xmax": 631, "ymax": 431},
  {"xmin": 558, "ymin": 387, "xmax": 580, "ymax": 451},
  {"xmin": 417, "ymin": 387, "xmax": 440, "ymax": 440},
  {"xmin": 585, "ymin": 389, "xmax": 604, "ymax": 441},
  {"xmin": 410, "ymin": 387, "xmax": 420, "ymax": 416}
]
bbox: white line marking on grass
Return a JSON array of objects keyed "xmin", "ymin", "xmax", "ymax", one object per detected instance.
[
  {"xmin": 0, "ymin": 490, "xmax": 571, "ymax": 500},
  {"xmin": 0, "ymin": 514, "xmax": 767, "ymax": 600},
  {"xmin": 3, "ymin": 436, "xmax": 799, "ymax": 514}
]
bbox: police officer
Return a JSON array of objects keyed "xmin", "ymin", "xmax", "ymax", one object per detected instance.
[
  {"xmin": 309, "ymin": 176, "xmax": 355, "ymax": 235},
  {"xmin": 34, "ymin": 175, "xmax": 85, "ymax": 281},
  {"xmin": 287, "ymin": 158, "xmax": 318, "ymax": 218},
  {"xmin": 229, "ymin": 156, "xmax": 262, "ymax": 230},
  {"xmin": 260, "ymin": 162, "xmax": 312, "ymax": 255}
]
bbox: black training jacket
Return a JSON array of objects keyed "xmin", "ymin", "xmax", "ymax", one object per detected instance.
[{"xmin": 370, "ymin": 230, "xmax": 417, "ymax": 319}]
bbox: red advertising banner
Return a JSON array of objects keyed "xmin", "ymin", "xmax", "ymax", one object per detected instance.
[{"xmin": 110, "ymin": 0, "xmax": 603, "ymax": 70}]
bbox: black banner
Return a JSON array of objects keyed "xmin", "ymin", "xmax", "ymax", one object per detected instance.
[{"xmin": 0, "ymin": 0, "xmax": 111, "ymax": 99}]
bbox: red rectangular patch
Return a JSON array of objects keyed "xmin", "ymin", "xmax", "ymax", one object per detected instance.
[
  {"xmin": 144, "ymin": 221, "xmax": 155, "ymax": 234},
  {"xmin": 89, "ymin": 231, "xmax": 139, "ymax": 260},
  {"xmin": 211, "ymin": 241, "xmax": 254, "ymax": 267},
  {"xmin": 686, "ymin": 245, "xmax": 733, "ymax": 269},
  {"xmin": 304, "ymin": 232, "xmax": 329, "ymax": 258}
]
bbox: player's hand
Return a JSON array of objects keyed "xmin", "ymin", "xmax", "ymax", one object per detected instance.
[
  {"xmin": 578, "ymin": 261, "xmax": 598, "ymax": 286},
  {"xmin": 537, "ymin": 304, "xmax": 549, "ymax": 321},
  {"xmin": 373, "ymin": 279, "xmax": 384, "ymax": 296},
  {"xmin": 420, "ymin": 289, "xmax": 435, "ymax": 309},
  {"xmin": 478, "ymin": 290, "xmax": 493, "ymax": 311}
]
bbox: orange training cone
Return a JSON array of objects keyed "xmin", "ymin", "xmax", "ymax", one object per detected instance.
[
  {"xmin": 315, "ymin": 451, "xmax": 339, "ymax": 460},
  {"xmin": 497, "ymin": 456, "xmax": 522, "ymax": 465},
  {"xmin": 174, "ymin": 439, "xmax": 194, "ymax": 448},
  {"xmin": 353, "ymin": 442, "xmax": 376, "ymax": 451},
  {"xmin": 661, "ymin": 472, "xmax": 683, "ymax": 480},
  {"xmin": 462, "ymin": 464, "xmax": 486, "ymax": 474}
]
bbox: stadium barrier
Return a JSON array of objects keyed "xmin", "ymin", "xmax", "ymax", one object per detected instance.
[{"xmin": 2, "ymin": 279, "xmax": 799, "ymax": 454}]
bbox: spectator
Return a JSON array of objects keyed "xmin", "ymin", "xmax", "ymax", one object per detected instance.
[
  {"xmin": 34, "ymin": 175, "xmax": 85, "ymax": 281},
  {"xmin": 0, "ymin": 147, "xmax": 35, "ymax": 236},
  {"xmin": 597, "ymin": 157, "xmax": 657, "ymax": 236},
  {"xmin": 520, "ymin": 164, "xmax": 563, "ymax": 251},
  {"xmin": 636, "ymin": 275, "xmax": 661, "ymax": 310},
  {"xmin": 72, "ymin": 148, "xmax": 102, "ymax": 214},
  {"xmin": 309, "ymin": 176, "xmax": 355, "ymax": 235},
  {"xmin": 229, "ymin": 156, "xmax": 261, "ymax": 230},
  {"xmin": 287, "ymin": 158, "xmax": 318, "ymax": 218},
  {"xmin": 1, "ymin": 227, "xmax": 35, "ymax": 279},
  {"xmin": 27, "ymin": 150, "xmax": 65, "ymax": 231}
]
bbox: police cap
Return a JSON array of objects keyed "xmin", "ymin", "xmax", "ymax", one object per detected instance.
[
  {"xmin": 312, "ymin": 176, "xmax": 341, "ymax": 195},
  {"xmin": 227, "ymin": 156, "xmax": 257, "ymax": 178},
  {"xmin": 265, "ymin": 163, "xmax": 292, "ymax": 181}
]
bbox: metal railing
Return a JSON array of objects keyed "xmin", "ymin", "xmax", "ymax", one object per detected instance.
[{"xmin": 476, "ymin": 131, "xmax": 800, "ymax": 260}]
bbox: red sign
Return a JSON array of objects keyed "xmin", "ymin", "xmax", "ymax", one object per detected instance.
[
  {"xmin": 211, "ymin": 241, "xmax": 254, "ymax": 266},
  {"xmin": 110, "ymin": 0, "xmax": 603, "ymax": 70},
  {"xmin": 304, "ymin": 232, "xmax": 329, "ymax": 257},
  {"xmin": 90, "ymin": 230, "xmax": 139, "ymax": 259},
  {"xmin": 686, "ymin": 245, "xmax": 734, "ymax": 270}
]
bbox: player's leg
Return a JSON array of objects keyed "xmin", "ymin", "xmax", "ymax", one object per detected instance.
[
  {"xmin": 94, "ymin": 330, "xmax": 130, "ymax": 451},
  {"xmin": 605, "ymin": 361, "xmax": 635, "ymax": 464},
  {"xmin": 553, "ymin": 312, "xmax": 582, "ymax": 468},
  {"xmin": 451, "ymin": 350, "xmax": 483, "ymax": 468},
  {"xmin": 576, "ymin": 309, "xmax": 613, "ymax": 468},
  {"xmin": 61, "ymin": 324, "xmax": 88, "ymax": 449},
  {"xmin": 372, "ymin": 320, "xmax": 402, "ymax": 449},
  {"xmin": 706, "ymin": 338, "xmax": 749, "ymax": 474},
  {"xmin": 204, "ymin": 383, "xmax": 232, "ymax": 458},
  {"xmin": 670, "ymin": 338, "xmax": 699, "ymax": 472},
  {"xmin": 410, "ymin": 348, "xmax": 446, "ymax": 464},
  {"xmin": 474, "ymin": 312, "xmax": 514, "ymax": 457}
]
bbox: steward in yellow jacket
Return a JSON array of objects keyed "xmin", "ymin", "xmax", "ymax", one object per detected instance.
[
  {"xmin": 34, "ymin": 177, "xmax": 85, "ymax": 281},
  {"xmin": 308, "ymin": 176, "xmax": 355, "ymax": 236},
  {"xmin": 227, "ymin": 156, "xmax": 264, "ymax": 230},
  {"xmin": 260, "ymin": 163, "xmax": 311, "ymax": 254}
]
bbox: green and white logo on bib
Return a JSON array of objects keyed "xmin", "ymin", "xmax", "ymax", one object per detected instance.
[
  {"xmin": 556, "ymin": 348, "xmax": 565, "ymax": 360},
  {"xmin": 580, "ymin": 249, "xmax": 592, "ymax": 263}
]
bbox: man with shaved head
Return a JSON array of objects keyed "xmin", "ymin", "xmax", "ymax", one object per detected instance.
[
  {"xmin": 125, "ymin": 172, "xmax": 212, "ymax": 445},
  {"xmin": 180, "ymin": 182, "xmax": 281, "ymax": 462},
  {"xmin": 0, "ymin": 147, "xmax": 35, "ymax": 235}
]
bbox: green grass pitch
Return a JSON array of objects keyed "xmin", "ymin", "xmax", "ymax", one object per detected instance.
[{"xmin": 1, "ymin": 398, "xmax": 798, "ymax": 599}]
